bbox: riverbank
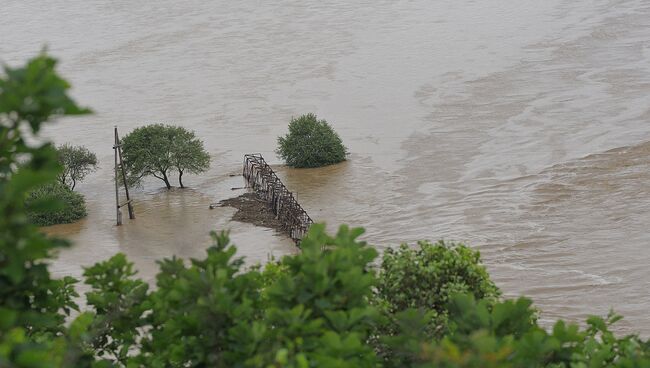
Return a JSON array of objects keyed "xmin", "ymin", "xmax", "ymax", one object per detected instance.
[{"xmin": 217, "ymin": 192, "xmax": 285, "ymax": 234}]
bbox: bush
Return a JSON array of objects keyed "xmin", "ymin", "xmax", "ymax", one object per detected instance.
[
  {"xmin": 276, "ymin": 113, "xmax": 348, "ymax": 168},
  {"xmin": 26, "ymin": 182, "xmax": 87, "ymax": 226},
  {"xmin": 373, "ymin": 241, "xmax": 501, "ymax": 365},
  {"xmin": 377, "ymin": 241, "xmax": 500, "ymax": 316}
]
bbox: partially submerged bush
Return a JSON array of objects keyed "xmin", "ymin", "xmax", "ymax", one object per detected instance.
[
  {"xmin": 276, "ymin": 113, "xmax": 348, "ymax": 168},
  {"xmin": 26, "ymin": 182, "xmax": 87, "ymax": 226}
]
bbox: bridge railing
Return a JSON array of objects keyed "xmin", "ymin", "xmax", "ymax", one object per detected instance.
[{"xmin": 243, "ymin": 154, "xmax": 313, "ymax": 244}]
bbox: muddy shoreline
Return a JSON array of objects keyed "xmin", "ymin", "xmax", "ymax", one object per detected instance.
[{"xmin": 217, "ymin": 192, "xmax": 285, "ymax": 234}]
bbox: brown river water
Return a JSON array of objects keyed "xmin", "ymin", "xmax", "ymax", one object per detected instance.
[{"xmin": 3, "ymin": 0, "xmax": 650, "ymax": 334}]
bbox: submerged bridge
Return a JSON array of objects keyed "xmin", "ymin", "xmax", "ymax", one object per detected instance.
[{"xmin": 243, "ymin": 154, "xmax": 313, "ymax": 244}]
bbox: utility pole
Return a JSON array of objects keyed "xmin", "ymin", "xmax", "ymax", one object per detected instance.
[{"xmin": 113, "ymin": 126, "xmax": 135, "ymax": 225}]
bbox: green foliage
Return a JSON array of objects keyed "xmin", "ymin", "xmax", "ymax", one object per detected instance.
[
  {"xmin": 133, "ymin": 225, "xmax": 379, "ymax": 367},
  {"xmin": 389, "ymin": 294, "xmax": 650, "ymax": 367},
  {"xmin": 377, "ymin": 241, "xmax": 500, "ymax": 316},
  {"xmin": 259, "ymin": 259, "xmax": 289, "ymax": 307},
  {"xmin": 372, "ymin": 241, "xmax": 500, "ymax": 365},
  {"xmin": 0, "ymin": 52, "xmax": 90, "ymax": 367},
  {"xmin": 247, "ymin": 225, "xmax": 380, "ymax": 367},
  {"xmin": 135, "ymin": 231, "xmax": 263, "ymax": 367},
  {"xmin": 83, "ymin": 254, "xmax": 149, "ymax": 365},
  {"xmin": 56, "ymin": 143, "xmax": 98, "ymax": 190},
  {"xmin": 169, "ymin": 126, "xmax": 211, "ymax": 188},
  {"xmin": 25, "ymin": 182, "xmax": 87, "ymax": 226},
  {"xmin": 25, "ymin": 144, "xmax": 97, "ymax": 226},
  {"xmin": 276, "ymin": 113, "xmax": 348, "ymax": 168},
  {"xmin": 121, "ymin": 124, "xmax": 210, "ymax": 189}
]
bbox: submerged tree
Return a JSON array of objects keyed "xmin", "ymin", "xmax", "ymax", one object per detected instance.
[
  {"xmin": 121, "ymin": 124, "xmax": 209, "ymax": 189},
  {"xmin": 169, "ymin": 126, "xmax": 210, "ymax": 188},
  {"xmin": 276, "ymin": 113, "xmax": 348, "ymax": 168},
  {"xmin": 56, "ymin": 143, "xmax": 97, "ymax": 190}
]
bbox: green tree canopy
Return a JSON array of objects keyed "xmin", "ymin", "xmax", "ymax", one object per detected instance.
[
  {"xmin": 121, "ymin": 124, "xmax": 210, "ymax": 189},
  {"xmin": 276, "ymin": 113, "xmax": 348, "ymax": 168},
  {"xmin": 170, "ymin": 126, "xmax": 211, "ymax": 188},
  {"xmin": 56, "ymin": 143, "xmax": 97, "ymax": 190}
]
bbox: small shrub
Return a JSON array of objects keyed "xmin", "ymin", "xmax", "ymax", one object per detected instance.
[
  {"xmin": 276, "ymin": 113, "xmax": 348, "ymax": 168},
  {"xmin": 26, "ymin": 182, "xmax": 87, "ymax": 226}
]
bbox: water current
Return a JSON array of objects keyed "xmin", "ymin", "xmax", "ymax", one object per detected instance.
[{"xmin": 2, "ymin": 0, "xmax": 649, "ymax": 334}]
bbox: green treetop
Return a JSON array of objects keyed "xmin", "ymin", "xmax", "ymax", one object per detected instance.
[
  {"xmin": 120, "ymin": 124, "xmax": 210, "ymax": 189},
  {"xmin": 276, "ymin": 113, "xmax": 348, "ymax": 168}
]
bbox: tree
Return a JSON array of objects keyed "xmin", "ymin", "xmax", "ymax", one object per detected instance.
[
  {"xmin": 169, "ymin": 126, "xmax": 210, "ymax": 188},
  {"xmin": 56, "ymin": 143, "xmax": 97, "ymax": 190},
  {"xmin": 276, "ymin": 113, "xmax": 348, "ymax": 168},
  {"xmin": 121, "ymin": 124, "xmax": 210, "ymax": 189}
]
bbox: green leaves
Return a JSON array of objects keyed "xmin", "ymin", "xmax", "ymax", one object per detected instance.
[
  {"xmin": 247, "ymin": 224, "xmax": 379, "ymax": 367},
  {"xmin": 276, "ymin": 113, "xmax": 348, "ymax": 168},
  {"xmin": 136, "ymin": 231, "xmax": 263, "ymax": 367},
  {"xmin": 120, "ymin": 124, "xmax": 210, "ymax": 189},
  {"xmin": 56, "ymin": 144, "xmax": 98, "ymax": 190},
  {"xmin": 0, "ymin": 52, "xmax": 89, "ymax": 367},
  {"xmin": 386, "ymin": 293, "xmax": 650, "ymax": 368},
  {"xmin": 374, "ymin": 239, "xmax": 501, "ymax": 353},
  {"xmin": 25, "ymin": 182, "xmax": 87, "ymax": 226},
  {"xmin": 83, "ymin": 254, "xmax": 149, "ymax": 364}
]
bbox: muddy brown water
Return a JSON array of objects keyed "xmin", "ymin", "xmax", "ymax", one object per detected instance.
[{"xmin": 3, "ymin": 0, "xmax": 650, "ymax": 334}]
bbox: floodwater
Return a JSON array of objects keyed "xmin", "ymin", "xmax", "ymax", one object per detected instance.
[{"xmin": 3, "ymin": 0, "xmax": 650, "ymax": 334}]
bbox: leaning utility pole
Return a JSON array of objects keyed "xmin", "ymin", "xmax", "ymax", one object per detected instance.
[{"xmin": 113, "ymin": 126, "xmax": 135, "ymax": 225}]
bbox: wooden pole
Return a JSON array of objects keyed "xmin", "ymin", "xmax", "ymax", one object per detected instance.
[
  {"xmin": 115, "ymin": 128, "xmax": 135, "ymax": 219},
  {"xmin": 114, "ymin": 126, "xmax": 121, "ymax": 225}
]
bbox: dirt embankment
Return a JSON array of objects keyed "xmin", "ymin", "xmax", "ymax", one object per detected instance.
[{"xmin": 216, "ymin": 192, "xmax": 284, "ymax": 232}]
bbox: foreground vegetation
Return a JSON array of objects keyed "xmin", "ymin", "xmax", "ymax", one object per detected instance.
[{"xmin": 3, "ymin": 54, "xmax": 650, "ymax": 367}]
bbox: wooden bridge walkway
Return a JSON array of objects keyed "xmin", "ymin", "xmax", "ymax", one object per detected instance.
[{"xmin": 242, "ymin": 154, "xmax": 313, "ymax": 244}]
